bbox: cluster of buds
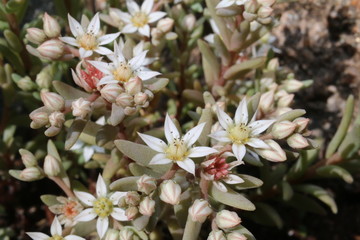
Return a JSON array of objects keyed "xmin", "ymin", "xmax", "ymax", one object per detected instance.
[
  {"xmin": 207, "ymin": 210, "xmax": 246, "ymax": 240},
  {"xmin": 243, "ymin": 0, "xmax": 276, "ymax": 31},
  {"xmin": 151, "ymin": 18, "xmax": 176, "ymax": 46},
  {"xmin": 9, "ymin": 149, "xmax": 44, "ymax": 182}
]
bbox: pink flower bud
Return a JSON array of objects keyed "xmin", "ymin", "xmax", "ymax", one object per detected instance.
[
  {"xmin": 37, "ymin": 39, "xmax": 64, "ymax": 60},
  {"xmin": 44, "ymin": 126, "xmax": 61, "ymax": 137},
  {"xmin": 256, "ymin": 139, "xmax": 286, "ymax": 162},
  {"xmin": 119, "ymin": 228, "xmax": 134, "ymax": 240},
  {"xmin": 125, "ymin": 206, "xmax": 138, "ymax": 220},
  {"xmin": 157, "ymin": 18, "xmax": 174, "ymax": 33},
  {"xmin": 30, "ymin": 111, "xmax": 49, "ymax": 127},
  {"xmin": 259, "ymin": 91, "xmax": 274, "ymax": 113},
  {"xmin": 134, "ymin": 92, "xmax": 148, "ymax": 105},
  {"xmin": 43, "ymin": 13, "xmax": 61, "ymax": 38},
  {"xmin": 293, "ymin": 117, "xmax": 310, "ymax": 133},
  {"xmin": 137, "ymin": 174, "xmax": 157, "ymax": 194},
  {"xmin": 160, "ymin": 180, "xmax": 181, "ymax": 205},
  {"xmin": 72, "ymin": 98, "xmax": 92, "ymax": 118},
  {"xmin": 104, "ymin": 229, "xmax": 119, "ymax": 240},
  {"xmin": 49, "ymin": 111, "xmax": 65, "ymax": 128},
  {"xmin": 208, "ymin": 230, "xmax": 226, "ymax": 240},
  {"xmin": 189, "ymin": 199, "xmax": 212, "ymax": 223},
  {"xmin": 116, "ymin": 92, "xmax": 133, "ymax": 107},
  {"xmin": 257, "ymin": 17, "xmax": 272, "ymax": 25},
  {"xmin": 257, "ymin": 0, "xmax": 276, "ymax": 7},
  {"xmin": 125, "ymin": 191, "xmax": 141, "ymax": 206},
  {"xmin": 20, "ymin": 167, "xmax": 43, "ymax": 181},
  {"xmin": 124, "ymin": 106, "xmax": 137, "ymax": 115},
  {"xmin": 40, "ymin": 91, "xmax": 65, "ymax": 111},
  {"xmin": 215, "ymin": 210, "xmax": 241, "ymax": 229},
  {"xmin": 271, "ymin": 121, "xmax": 296, "ymax": 139},
  {"xmin": 26, "ymin": 27, "xmax": 47, "ymax": 44},
  {"xmin": 43, "ymin": 154, "xmax": 61, "ymax": 177},
  {"xmin": 244, "ymin": 0, "xmax": 259, "ymax": 13},
  {"xmin": 124, "ymin": 77, "xmax": 142, "ymax": 95},
  {"xmin": 287, "ymin": 133, "xmax": 309, "ymax": 149},
  {"xmin": 19, "ymin": 149, "xmax": 37, "ymax": 167},
  {"xmin": 257, "ymin": 6, "xmax": 273, "ymax": 18},
  {"xmin": 100, "ymin": 84, "xmax": 123, "ymax": 103},
  {"xmin": 183, "ymin": 14, "xmax": 196, "ymax": 31},
  {"xmin": 227, "ymin": 232, "xmax": 247, "ymax": 240},
  {"xmin": 284, "ymin": 79, "xmax": 304, "ymax": 93},
  {"xmin": 139, "ymin": 197, "xmax": 155, "ymax": 216},
  {"xmin": 277, "ymin": 94, "xmax": 294, "ymax": 107}
]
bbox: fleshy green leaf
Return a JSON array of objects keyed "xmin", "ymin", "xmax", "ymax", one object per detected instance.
[
  {"xmin": 53, "ymin": 81, "xmax": 90, "ymax": 100},
  {"xmin": 224, "ymin": 57, "xmax": 266, "ymax": 80},
  {"xmin": 234, "ymin": 174, "xmax": 263, "ymax": 190},
  {"xmin": 197, "ymin": 108, "xmax": 212, "ymax": 146},
  {"xmin": 40, "ymin": 194, "xmax": 59, "ymax": 206},
  {"xmin": 316, "ymin": 165, "xmax": 354, "ymax": 184},
  {"xmin": 110, "ymin": 176, "xmax": 139, "ymax": 191},
  {"xmin": 65, "ymin": 119, "xmax": 88, "ymax": 150},
  {"xmin": 245, "ymin": 202, "xmax": 283, "ymax": 228}
]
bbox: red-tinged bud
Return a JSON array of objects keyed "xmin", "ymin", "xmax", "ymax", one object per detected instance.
[
  {"xmin": 293, "ymin": 117, "xmax": 310, "ymax": 133},
  {"xmin": 37, "ymin": 39, "xmax": 64, "ymax": 60},
  {"xmin": 44, "ymin": 126, "xmax": 61, "ymax": 137},
  {"xmin": 137, "ymin": 175, "xmax": 157, "ymax": 194},
  {"xmin": 189, "ymin": 199, "xmax": 212, "ymax": 223},
  {"xmin": 43, "ymin": 13, "xmax": 61, "ymax": 38},
  {"xmin": 30, "ymin": 111, "xmax": 49, "ymax": 128},
  {"xmin": 125, "ymin": 191, "xmax": 141, "ymax": 206},
  {"xmin": 256, "ymin": 139, "xmax": 287, "ymax": 162},
  {"xmin": 72, "ymin": 98, "xmax": 92, "ymax": 119},
  {"xmin": 287, "ymin": 133, "xmax": 309, "ymax": 149},
  {"xmin": 43, "ymin": 155, "xmax": 61, "ymax": 177},
  {"xmin": 134, "ymin": 92, "xmax": 148, "ymax": 105},
  {"xmin": 277, "ymin": 94, "xmax": 294, "ymax": 108},
  {"xmin": 124, "ymin": 106, "xmax": 137, "ymax": 115},
  {"xmin": 271, "ymin": 120, "xmax": 296, "ymax": 139},
  {"xmin": 100, "ymin": 84, "xmax": 123, "ymax": 103},
  {"xmin": 284, "ymin": 79, "xmax": 304, "ymax": 93},
  {"xmin": 125, "ymin": 206, "xmax": 138, "ymax": 220},
  {"xmin": 124, "ymin": 77, "xmax": 142, "ymax": 95},
  {"xmin": 208, "ymin": 230, "xmax": 226, "ymax": 240},
  {"xmin": 49, "ymin": 111, "xmax": 65, "ymax": 128},
  {"xmin": 139, "ymin": 197, "xmax": 155, "ymax": 216},
  {"xmin": 116, "ymin": 92, "xmax": 133, "ymax": 107},
  {"xmin": 160, "ymin": 180, "xmax": 181, "ymax": 205},
  {"xmin": 259, "ymin": 90, "xmax": 274, "ymax": 113},
  {"xmin": 40, "ymin": 91, "xmax": 65, "ymax": 111},
  {"xmin": 257, "ymin": 6, "xmax": 273, "ymax": 18},
  {"xmin": 215, "ymin": 210, "xmax": 241, "ymax": 229},
  {"xmin": 26, "ymin": 28, "xmax": 47, "ymax": 44},
  {"xmin": 227, "ymin": 232, "xmax": 247, "ymax": 240}
]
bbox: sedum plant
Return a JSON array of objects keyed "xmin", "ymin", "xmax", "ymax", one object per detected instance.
[{"xmin": 0, "ymin": 0, "xmax": 358, "ymax": 239}]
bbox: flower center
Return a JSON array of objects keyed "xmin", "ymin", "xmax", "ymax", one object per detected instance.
[
  {"xmin": 228, "ymin": 124, "xmax": 250, "ymax": 144},
  {"xmin": 77, "ymin": 34, "xmax": 98, "ymax": 50},
  {"xmin": 93, "ymin": 197, "xmax": 113, "ymax": 218},
  {"xmin": 48, "ymin": 235, "xmax": 64, "ymax": 240},
  {"xmin": 112, "ymin": 63, "xmax": 133, "ymax": 83},
  {"xmin": 62, "ymin": 200, "xmax": 81, "ymax": 219},
  {"xmin": 131, "ymin": 12, "xmax": 149, "ymax": 28},
  {"xmin": 165, "ymin": 139, "xmax": 188, "ymax": 162}
]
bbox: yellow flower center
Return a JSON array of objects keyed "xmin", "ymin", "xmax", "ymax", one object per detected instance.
[
  {"xmin": 165, "ymin": 139, "xmax": 189, "ymax": 162},
  {"xmin": 48, "ymin": 235, "xmax": 64, "ymax": 240},
  {"xmin": 131, "ymin": 12, "xmax": 149, "ymax": 28},
  {"xmin": 93, "ymin": 197, "xmax": 113, "ymax": 218},
  {"xmin": 77, "ymin": 34, "xmax": 98, "ymax": 50},
  {"xmin": 228, "ymin": 124, "xmax": 250, "ymax": 144},
  {"xmin": 112, "ymin": 63, "xmax": 133, "ymax": 83}
]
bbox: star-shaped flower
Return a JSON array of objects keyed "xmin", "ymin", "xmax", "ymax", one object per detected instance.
[
  {"xmin": 216, "ymin": 0, "xmax": 251, "ymax": 9},
  {"xmin": 60, "ymin": 13, "xmax": 120, "ymax": 58},
  {"xmin": 138, "ymin": 114, "xmax": 218, "ymax": 175},
  {"xmin": 210, "ymin": 98, "xmax": 275, "ymax": 162},
  {"xmin": 27, "ymin": 216, "xmax": 84, "ymax": 240},
  {"xmin": 74, "ymin": 175, "xmax": 128, "ymax": 238},
  {"xmin": 112, "ymin": 0, "xmax": 166, "ymax": 37}
]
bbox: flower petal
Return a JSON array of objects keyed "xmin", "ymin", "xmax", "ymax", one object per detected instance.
[
  {"xmin": 138, "ymin": 133, "xmax": 167, "ymax": 152},
  {"xmin": 96, "ymin": 217, "xmax": 109, "ymax": 239},
  {"xmin": 50, "ymin": 216, "xmax": 62, "ymax": 236},
  {"xmin": 64, "ymin": 235, "xmax": 85, "ymax": 240},
  {"xmin": 247, "ymin": 138, "xmax": 270, "ymax": 149},
  {"xmin": 148, "ymin": 12, "xmax": 167, "ymax": 23},
  {"xmin": 248, "ymin": 120, "xmax": 275, "ymax": 136},
  {"xmin": 109, "ymin": 191, "xmax": 127, "ymax": 204},
  {"xmin": 68, "ymin": 14, "xmax": 84, "ymax": 37},
  {"xmin": 129, "ymin": 50, "xmax": 148, "ymax": 70},
  {"xmin": 111, "ymin": 208, "xmax": 128, "ymax": 221},
  {"xmin": 209, "ymin": 130, "xmax": 231, "ymax": 143},
  {"xmin": 177, "ymin": 158, "xmax": 195, "ymax": 175},
  {"xmin": 127, "ymin": 0, "xmax": 140, "ymax": 14},
  {"xmin": 216, "ymin": 108, "xmax": 233, "ymax": 130},
  {"xmin": 111, "ymin": 8, "xmax": 131, "ymax": 23},
  {"xmin": 234, "ymin": 98, "xmax": 248, "ymax": 125},
  {"xmin": 74, "ymin": 208, "xmax": 97, "ymax": 222},
  {"xmin": 232, "ymin": 143, "xmax": 246, "ymax": 162},
  {"xmin": 87, "ymin": 12, "xmax": 100, "ymax": 34},
  {"xmin": 59, "ymin": 37, "xmax": 79, "ymax": 46},
  {"xmin": 188, "ymin": 147, "xmax": 218, "ymax": 158},
  {"xmin": 137, "ymin": 69, "xmax": 160, "ymax": 80},
  {"xmin": 94, "ymin": 46, "xmax": 113, "ymax": 55},
  {"xmin": 26, "ymin": 232, "xmax": 50, "ymax": 240},
  {"xmin": 74, "ymin": 191, "xmax": 96, "ymax": 206},
  {"xmin": 88, "ymin": 61, "xmax": 112, "ymax": 75},
  {"xmin": 182, "ymin": 122, "xmax": 205, "ymax": 147},
  {"xmin": 138, "ymin": 25, "xmax": 150, "ymax": 37},
  {"xmin": 98, "ymin": 32, "xmax": 121, "ymax": 45},
  {"xmin": 79, "ymin": 48, "xmax": 93, "ymax": 59},
  {"xmin": 96, "ymin": 176, "xmax": 107, "ymax": 198},
  {"xmin": 223, "ymin": 174, "xmax": 244, "ymax": 184},
  {"xmin": 141, "ymin": 0, "xmax": 153, "ymax": 14},
  {"xmin": 216, "ymin": 0, "xmax": 235, "ymax": 8},
  {"xmin": 164, "ymin": 114, "xmax": 180, "ymax": 142},
  {"xmin": 149, "ymin": 153, "xmax": 172, "ymax": 165},
  {"xmin": 122, "ymin": 24, "xmax": 137, "ymax": 33},
  {"xmin": 97, "ymin": 76, "xmax": 118, "ymax": 86}
]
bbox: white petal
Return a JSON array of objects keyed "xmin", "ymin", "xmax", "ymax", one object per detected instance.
[
  {"xmin": 59, "ymin": 37, "xmax": 79, "ymax": 46},
  {"xmin": 209, "ymin": 130, "xmax": 231, "ymax": 143},
  {"xmin": 216, "ymin": 0, "xmax": 235, "ymax": 8},
  {"xmin": 223, "ymin": 174, "xmax": 244, "ymax": 184},
  {"xmin": 26, "ymin": 232, "xmax": 49, "ymax": 240},
  {"xmin": 122, "ymin": 24, "xmax": 137, "ymax": 34},
  {"xmin": 79, "ymin": 48, "xmax": 93, "ymax": 59},
  {"xmin": 87, "ymin": 12, "xmax": 100, "ymax": 34},
  {"xmin": 88, "ymin": 61, "xmax": 112, "ymax": 74},
  {"xmin": 176, "ymin": 158, "xmax": 195, "ymax": 175},
  {"xmin": 247, "ymin": 138, "xmax": 270, "ymax": 149},
  {"xmin": 248, "ymin": 120, "xmax": 275, "ymax": 136},
  {"xmin": 149, "ymin": 153, "xmax": 172, "ymax": 165},
  {"xmin": 126, "ymin": 0, "xmax": 140, "ymax": 14},
  {"xmin": 148, "ymin": 12, "xmax": 167, "ymax": 23},
  {"xmin": 96, "ymin": 217, "xmax": 109, "ymax": 239},
  {"xmin": 234, "ymin": 98, "xmax": 248, "ymax": 125},
  {"xmin": 111, "ymin": 208, "xmax": 128, "ymax": 221},
  {"xmin": 81, "ymin": 14, "xmax": 90, "ymax": 28},
  {"xmin": 129, "ymin": 50, "xmax": 148, "ymax": 70},
  {"xmin": 98, "ymin": 32, "xmax": 121, "ymax": 45},
  {"xmin": 214, "ymin": 181, "xmax": 228, "ymax": 192},
  {"xmin": 97, "ymin": 76, "xmax": 118, "ymax": 85},
  {"xmin": 138, "ymin": 133, "xmax": 167, "ymax": 152},
  {"xmin": 113, "ymin": 42, "xmax": 126, "ymax": 63},
  {"xmin": 216, "ymin": 108, "xmax": 233, "ymax": 130},
  {"xmin": 164, "ymin": 114, "xmax": 180, "ymax": 142},
  {"xmin": 96, "ymin": 174, "xmax": 107, "ymax": 197},
  {"xmin": 74, "ymin": 208, "xmax": 97, "ymax": 222},
  {"xmin": 188, "ymin": 147, "xmax": 218, "ymax": 158},
  {"xmin": 50, "ymin": 216, "xmax": 62, "ymax": 236},
  {"xmin": 137, "ymin": 69, "xmax": 160, "ymax": 80},
  {"xmin": 141, "ymin": 0, "xmax": 153, "ymax": 14},
  {"xmin": 94, "ymin": 46, "xmax": 113, "ymax": 55},
  {"xmin": 74, "ymin": 191, "xmax": 96, "ymax": 206},
  {"xmin": 68, "ymin": 14, "xmax": 84, "ymax": 37},
  {"xmin": 232, "ymin": 144, "xmax": 246, "ymax": 162},
  {"xmin": 109, "ymin": 191, "xmax": 127, "ymax": 204},
  {"xmin": 138, "ymin": 25, "xmax": 150, "ymax": 37},
  {"xmin": 64, "ymin": 235, "xmax": 85, "ymax": 240},
  {"xmin": 113, "ymin": 9, "xmax": 132, "ymax": 23},
  {"xmin": 182, "ymin": 122, "xmax": 205, "ymax": 147}
]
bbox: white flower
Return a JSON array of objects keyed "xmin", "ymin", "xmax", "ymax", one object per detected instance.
[
  {"xmin": 74, "ymin": 175, "xmax": 128, "ymax": 238},
  {"xmin": 27, "ymin": 216, "xmax": 84, "ymax": 240},
  {"xmin": 216, "ymin": 0, "xmax": 250, "ymax": 8},
  {"xmin": 138, "ymin": 114, "xmax": 218, "ymax": 175},
  {"xmin": 70, "ymin": 140, "xmax": 105, "ymax": 162},
  {"xmin": 210, "ymin": 98, "xmax": 275, "ymax": 162},
  {"xmin": 112, "ymin": 0, "xmax": 166, "ymax": 37},
  {"xmin": 118, "ymin": 38, "xmax": 156, "ymax": 65},
  {"xmin": 89, "ymin": 42, "xmax": 160, "ymax": 86},
  {"xmin": 60, "ymin": 13, "xmax": 120, "ymax": 58},
  {"xmin": 49, "ymin": 197, "xmax": 83, "ymax": 227}
]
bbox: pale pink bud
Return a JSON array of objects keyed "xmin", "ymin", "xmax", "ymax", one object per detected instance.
[
  {"xmin": 257, "ymin": 0, "xmax": 276, "ymax": 7},
  {"xmin": 267, "ymin": 58, "xmax": 279, "ymax": 71},
  {"xmin": 271, "ymin": 121, "xmax": 296, "ymax": 139},
  {"xmin": 43, "ymin": 13, "xmax": 61, "ymax": 38},
  {"xmin": 139, "ymin": 197, "xmax": 155, "ymax": 216},
  {"xmin": 37, "ymin": 39, "xmax": 64, "ymax": 60},
  {"xmin": 157, "ymin": 18, "xmax": 174, "ymax": 33},
  {"xmin": 144, "ymin": 89, "xmax": 154, "ymax": 100},
  {"xmin": 40, "ymin": 91, "xmax": 65, "ymax": 111},
  {"xmin": 43, "ymin": 155, "xmax": 61, "ymax": 177},
  {"xmin": 104, "ymin": 229, "xmax": 119, "ymax": 240},
  {"xmin": 100, "ymin": 84, "xmax": 123, "ymax": 103},
  {"xmin": 215, "ymin": 210, "xmax": 241, "ymax": 229},
  {"xmin": 26, "ymin": 27, "xmax": 47, "ymax": 44},
  {"xmin": 19, "ymin": 149, "xmax": 37, "ymax": 167},
  {"xmin": 250, "ymin": 20, "xmax": 261, "ymax": 32},
  {"xmin": 124, "ymin": 107, "xmax": 137, "ymax": 115},
  {"xmin": 227, "ymin": 232, "xmax": 247, "ymax": 240},
  {"xmin": 134, "ymin": 92, "xmax": 148, "ymax": 105},
  {"xmin": 30, "ymin": 111, "xmax": 49, "ymax": 127},
  {"xmin": 257, "ymin": 16, "xmax": 272, "ymax": 25},
  {"xmin": 287, "ymin": 133, "xmax": 309, "ymax": 149},
  {"xmin": 207, "ymin": 230, "xmax": 226, "ymax": 240},
  {"xmin": 72, "ymin": 98, "xmax": 92, "ymax": 118},
  {"xmin": 245, "ymin": 0, "xmax": 259, "ymax": 13},
  {"xmin": 160, "ymin": 180, "xmax": 181, "ymax": 205},
  {"xmin": 189, "ymin": 199, "xmax": 212, "ymax": 223},
  {"xmin": 284, "ymin": 79, "xmax": 303, "ymax": 93},
  {"xmin": 20, "ymin": 167, "xmax": 43, "ymax": 181},
  {"xmin": 257, "ymin": 6, "xmax": 273, "ymax": 18},
  {"xmin": 125, "ymin": 206, "xmax": 138, "ymax": 220},
  {"xmin": 116, "ymin": 92, "xmax": 133, "ymax": 107},
  {"xmin": 259, "ymin": 91, "xmax": 274, "ymax": 113},
  {"xmin": 124, "ymin": 77, "xmax": 142, "ymax": 95},
  {"xmin": 277, "ymin": 94, "xmax": 294, "ymax": 107},
  {"xmin": 125, "ymin": 191, "xmax": 141, "ymax": 206},
  {"xmin": 44, "ymin": 126, "xmax": 61, "ymax": 137},
  {"xmin": 119, "ymin": 228, "xmax": 134, "ymax": 240},
  {"xmin": 49, "ymin": 111, "xmax": 65, "ymax": 128},
  {"xmin": 243, "ymin": 11, "xmax": 257, "ymax": 22},
  {"xmin": 183, "ymin": 14, "xmax": 196, "ymax": 31},
  {"xmin": 256, "ymin": 139, "xmax": 286, "ymax": 162},
  {"xmin": 293, "ymin": 117, "xmax": 310, "ymax": 133},
  {"xmin": 137, "ymin": 174, "xmax": 157, "ymax": 194}
]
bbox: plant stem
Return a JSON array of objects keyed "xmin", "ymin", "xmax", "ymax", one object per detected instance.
[{"xmin": 49, "ymin": 176, "xmax": 76, "ymax": 198}]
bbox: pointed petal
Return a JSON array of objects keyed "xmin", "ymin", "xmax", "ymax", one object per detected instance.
[
  {"xmin": 96, "ymin": 174, "xmax": 107, "ymax": 197},
  {"xmin": 214, "ymin": 181, "xmax": 228, "ymax": 192},
  {"xmin": 138, "ymin": 25, "xmax": 150, "ymax": 37},
  {"xmin": 50, "ymin": 216, "xmax": 62, "ymax": 236},
  {"xmin": 127, "ymin": 0, "xmax": 140, "ymax": 14},
  {"xmin": 94, "ymin": 46, "xmax": 113, "ymax": 55},
  {"xmin": 88, "ymin": 61, "xmax": 112, "ymax": 74},
  {"xmin": 74, "ymin": 191, "xmax": 96, "ymax": 206},
  {"xmin": 26, "ymin": 232, "xmax": 49, "ymax": 240},
  {"xmin": 64, "ymin": 235, "xmax": 85, "ymax": 240},
  {"xmin": 248, "ymin": 120, "xmax": 275, "ymax": 136},
  {"xmin": 87, "ymin": 12, "xmax": 100, "ymax": 34},
  {"xmin": 129, "ymin": 50, "xmax": 148, "ymax": 70},
  {"xmin": 164, "ymin": 114, "xmax": 180, "ymax": 142},
  {"xmin": 137, "ymin": 69, "xmax": 160, "ymax": 80},
  {"xmin": 141, "ymin": 0, "xmax": 154, "ymax": 14},
  {"xmin": 148, "ymin": 12, "xmax": 167, "ymax": 23},
  {"xmin": 234, "ymin": 98, "xmax": 248, "ymax": 125},
  {"xmin": 138, "ymin": 133, "xmax": 167, "ymax": 152},
  {"xmin": 247, "ymin": 138, "xmax": 270, "ymax": 149},
  {"xmin": 216, "ymin": 0, "xmax": 235, "ymax": 8},
  {"xmin": 216, "ymin": 108, "xmax": 233, "ymax": 130},
  {"xmin": 74, "ymin": 208, "xmax": 97, "ymax": 222},
  {"xmin": 188, "ymin": 147, "xmax": 218, "ymax": 158},
  {"xmin": 232, "ymin": 144, "xmax": 246, "ymax": 162},
  {"xmin": 149, "ymin": 153, "xmax": 172, "ymax": 165},
  {"xmin": 59, "ymin": 37, "xmax": 79, "ymax": 46},
  {"xmin": 223, "ymin": 174, "xmax": 244, "ymax": 184},
  {"xmin": 68, "ymin": 14, "xmax": 84, "ymax": 37},
  {"xmin": 97, "ymin": 76, "xmax": 118, "ymax": 85},
  {"xmin": 122, "ymin": 24, "xmax": 137, "ymax": 34},
  {"xmin": 183, "ymin": 122, "xmax": 205, "ymax": 147},
  {"xmin": 109, "ymin": 191, "xmax": 127, "ymax": 204},
  {"xmin": 113, "ymin": 9, "xmax": 132, "ymax": 23},
  {"xmin": 98, "ymin": 32, "xmax": 121, "ymax": 45},
  {"xmin": 114, "ymin": 42, "xmax": 126, "ymax": 62},
  {"xmin": 96, "ymin": 217, "xmax": 109, "ymax": 239},
  {"xmin": 177, "ymin": 158, "xmax": 195, "ymax": 175},
  {"xmin": 83, "ymin": 146, "xmax": 94, "ymax": 162},
  {"xmin": 111, "ymin": 208, "xmax": 128, "ymax": 221},
  {"xmin": 79, "ymin": 48, "xmax": 93, "ymax": 59},
  {"xmin": 209, "ymin": 130, "xmax": 231, "ymax": 143}
]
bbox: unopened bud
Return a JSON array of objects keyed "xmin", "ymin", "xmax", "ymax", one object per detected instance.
[
  {"xmin": 267, "ymin": 58, "xmax": 279, "ymax": 71},
  {"xmin": 243, "ymin": 11, "xmax": 257, "ymax": 22},
  {"xmin": 277, "ymin": 94, "xmax": 294, "ymax": 108},
  {"xmin": 245, "ymin": 0, "xmax": 259, "ymax": 13},
  {"xmin": 19, "ymin": 149, "xmax": 37, "ymax": 167},
  {"xmin": 215, "ymin": 210, "xmax": 241, "ymax": 229},
  {"xmin": 30, "ymin": 112, "xmax": 49, "ymax": 127},
  {"xmin": 119, "ymin": 228, "xmax": 134, "ymax": 240},
  {"xmin": 125, "ymin": 206, "xmax": 138, "ymax": 220},
  {"xmin": 160, "ymin": 180, "xmax": 181, "ymax": 205},
  {"xmin": 26, "ymin": 28, "xmax": 47, "ymax": 44},
  {"xmin": 208, "ymin": 230, "xmax": 226, "ymax": 240},
  {"xmin": 134, "ymin": 92, "xmax": 148, "ymax": 105},
  {"xmin": 72, "ymin": 98, "xmax": 92, "ymax": 118},
  {"xmin": 227, "ymin": 232, "xmax": 247, "ymax": 240},
  {"xmin": 250, "ymin": 20, "xmax": 261, "ymax": 32},
  {"xmin": 183, "ymin": 14, "xmax": 196, "ymax": 31},
  {"xmin": 49, "ymin": 111, "xmax": 65, "ymax": 128},
  {"xmin": 257, "ymin": 6, "xmax": 273, "ymax": 18},
  {"xmin": 104, "ymin": 229, "xmax": 119, "ymax": 240},
  {"xmin": 100, "ymin": 84, "xmax": 123, "ymax": 103},
  {"xmin": 157, "ymin": 18, "xmax": 174, "ymax": 33},
  {"xmin": 284, "ymin": 79, "xmax": 303, "ymax": 93},
  {"xmin": 125, "ymin": 191, "xmax": 141, "ymax": 206},
  {"xmin": 287, "ymin": 133, "xmax": 309, "ymax": 149},
  {"xmin": 17, "ymin": 76, "xmax": 36, "ymax": 91},
  {"xmin": 43, "ymin": 155, "xmax": 61, "ymax": 177},
  {"xmin": 256, "ymin": 139, "xmax": 286, "ymax": 162},
  {"xmin": 259, "ymin": 90, "xmax": 274, "ymax": 113},
  {"xmin": 144, "ymin": 89, "xmax": 154, "ymax": 100},
  {"xmin": 20, "ymin": 167, "xmax": 43, "ymax": 181},
  {"xmin": 124, "ymin": 77, "xmax": 142, "ymax": 95},
  {"xmin": 124, "ymin": 106, "xmax": 137, "ymax": 115},
  {"xmin": 139, "ymin": 197, "xmax": 155, "ymax": 216},
  {"xmin": 36, "ymin": 71, "xmax": 53, "ymax": 89},
  {"xmin": 189, "ymin": 199, "xmax": 212, "ymax": 223},
  {"xmin": 257, "ymin": 0, "xmax": 276, "ymax": 7},
  {"xmin": 40, "ymin": 91, "xmax": 65, "ymax": 111},
  {"xmin": 293, "ymin": 117, "xmax": 310, "ymax": 133},
  {"xmin": 271, "ymin": 121, "xmax": 296, "ymax": 139},
  {"xmin": 37, "ymin": 39, "xmax": 64, "ymax": 60},
  {"xmin": 137, "ymin": 174, "xmax": 157, "ymax": 194},
  {"xmin": 44, "ymin": 126, "xmax": 61, "ymax": 137},
  {"xmin": 43, "ymin": 13, "xmax": 61, "ymax": 38},
  {"xmin": 116, "ymin": 92, "xmax": 133, "ymax": 107}
]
